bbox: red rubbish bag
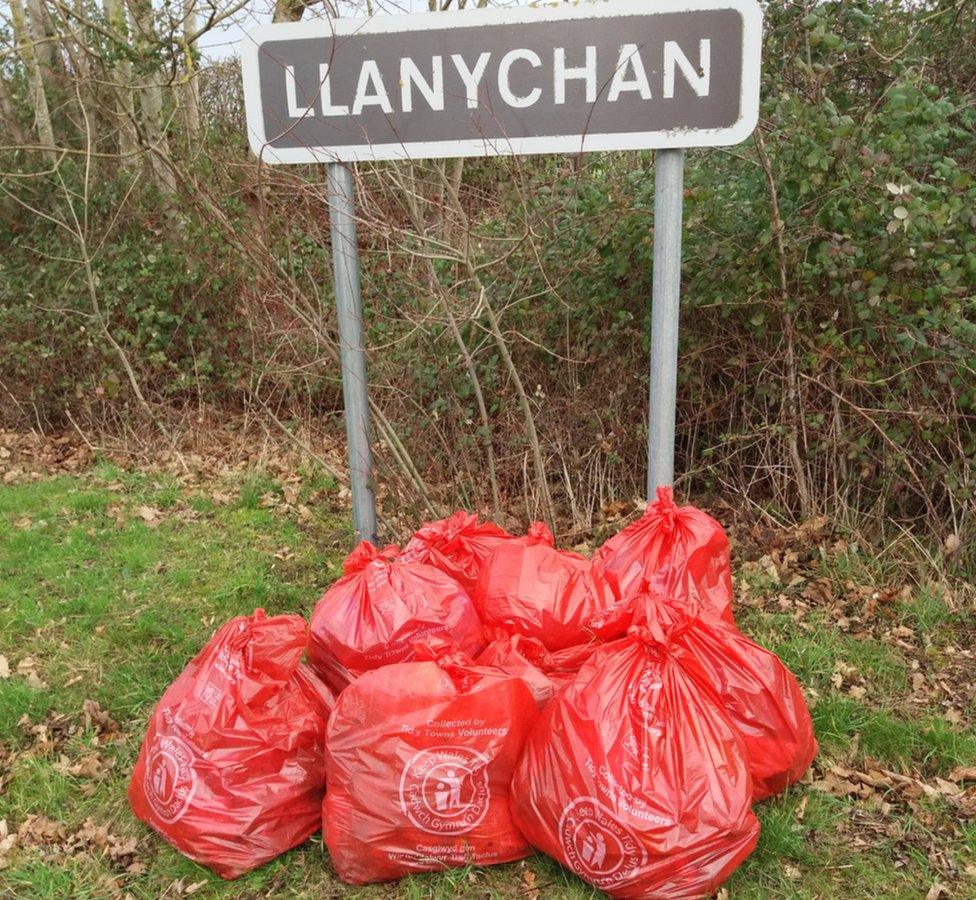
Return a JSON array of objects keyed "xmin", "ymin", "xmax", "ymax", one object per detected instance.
[
  {"xmin": 474, "ymin": 522, "xmax": 629, "ymax": 652},
  {"xmin": 636, "ymin": 595, "xmax": 818, "ymax": 801},
  {"xmin": 402, "ymin": 511, "xmax": 513, "ymax": 595},
  {"xmin": 307, "ymin": 541, "xmax": 485, "ymax": 693},
  {"xmin": 510, "ymin": 626, "xmax": 759, "ymax": 899},
  {"xmin": 594, "ymin": 486, "xmax": 736, "ymax": 626},
  {"xmin": 128, "ymin": 609, "xmax": 334, "ymax": 879},
  {"xmin": 476, "ymin": 634, "xmax": 597, "ymax": 708},
  {"xmin": 323, "ymin": 637, "xmax": 538, "ymax": 884}
]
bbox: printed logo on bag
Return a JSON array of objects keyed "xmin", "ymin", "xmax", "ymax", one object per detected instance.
[
  {"xmin": 399, "ymin": 746, "xmax": 490, "ymax": 835},
  {"xmin": 145, "ymin": 734, "xmax": 197, "ymax": 823},
  {"xmin": 559, "ymin": 797, "xmax": 646, "ymax": 889},
  {"xmin": 200, "ymin": 682, "xmax": 223, "ymax": 710}
]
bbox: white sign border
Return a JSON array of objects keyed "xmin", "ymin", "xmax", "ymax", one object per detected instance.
[{"xmin": 241, "ymin": 0, "xmax": 763, "ymax": 164}]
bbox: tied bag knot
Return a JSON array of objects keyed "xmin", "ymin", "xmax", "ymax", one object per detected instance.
[
  {"xmin": 646, "ymin": 485, "xmax": 679, "ymax": 532},
  {"xmin": 627, "ymin": 615, "xmax": 694, "ymax": 660},
  {"xmin": 342, "ymin": 541, "xmax": 400, "ymax": 575},
  {"xmin": 412, "ymin": 634, "xmax": 478, "ymax": 691},
  {"xmin": 525, "ymin": 521, "xmax": 555, "ymax": 545}
]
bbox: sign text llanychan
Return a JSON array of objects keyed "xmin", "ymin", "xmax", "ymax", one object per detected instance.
[{"xmin": 281, "ymin": 42, "xmax": 712, "ymax": 119}]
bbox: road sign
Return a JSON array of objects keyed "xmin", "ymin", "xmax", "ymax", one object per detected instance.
[
  {"xmin": 242, "ymin": 0, "xmax": 762, "ymax": 164},
  {"xmin": 240, "ymin": 1, "xmax": 763, "ymax": 538}
]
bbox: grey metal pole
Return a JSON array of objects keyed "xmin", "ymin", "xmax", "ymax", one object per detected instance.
[
  {"xmin": 646, "ymin": 148, "xmax": 685, "ymax": 497},
  {"xmin": 326, "ymin": 161, "xmax": 378, "ymax": 543}
]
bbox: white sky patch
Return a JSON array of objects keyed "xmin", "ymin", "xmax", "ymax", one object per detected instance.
[{"xmin": 197, "ymin": 0, "xmax": 529, "ymax": 61}]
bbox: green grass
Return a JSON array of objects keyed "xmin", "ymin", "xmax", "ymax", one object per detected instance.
[
  {"xmin": 1, "ymin": 468, "xmax": 974, "ymax": 897},
  {"xmin": 745, "ymin": 610, "xmax": 909, "ymax": 697},
  {"xmin": 897, "ymin": 584, "xmax": 958, "ymax": 635}
]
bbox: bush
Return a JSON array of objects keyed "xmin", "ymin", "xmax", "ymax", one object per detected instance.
[{"xmin": 0, "ymin": 0, "xmax": 972, "ymax": 553}]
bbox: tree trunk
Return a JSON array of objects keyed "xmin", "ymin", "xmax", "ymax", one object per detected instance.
[
  {"xmin": 273, "ymin": 0, "xmax": 308, "ymax": 23},
  {"xmin": 25, "ymin": 0, "xmax": 57, "ymax": 76},
  {"xmin": 0, "ymin": 74, "xmax": 26, "ymax": 147},
  {"xmin": 103, "ymin": 0, "xmax": 140, "ymax": 168},
  {"xmin": 62, "ymin": 0, "xmax": 95, "ymax": 136},
  {"xmin": 181, "ymin": 0, "xmax": 201, "ymax": 142},
  {"xmin": 10, "ymin": 0, "xmax": 57, "ymax": 161},
  {"xmin": 125, "ymin": 0, "xmax": 176, "ymax": 194}
]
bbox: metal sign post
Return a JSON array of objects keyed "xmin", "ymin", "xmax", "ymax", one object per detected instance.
[
  {"xmin": 647, "ymin": 148, "xmax": 685, "ymax": 496},
  {"xmin": 241, "ymin": 0, "xmax": 762, "ymax": 527},
  {"xmin": 326, "ymin": 162, "xmax": 377, "ymax": 542}
]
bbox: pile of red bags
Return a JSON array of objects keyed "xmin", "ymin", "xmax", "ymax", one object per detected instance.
[{"xmin": 129, "ymin": 491, "xmax": 818, "ymax": 895}]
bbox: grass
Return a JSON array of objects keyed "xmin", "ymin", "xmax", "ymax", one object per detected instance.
[{"xmin": 1, "ymin": 465, "xmax": 974, "ymax": 898}]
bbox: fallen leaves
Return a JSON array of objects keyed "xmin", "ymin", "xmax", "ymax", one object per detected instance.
[
  {"xmin": 282, "ymin": 477, "xmax": 301, "ymax": 506},
  {"xmin": 829, "ymin": 660, "xmax": 870, "ymax": 701},
  {"xmin": 0, "ymin": 655, "xmax": 9, "ymax": 679},
  {"xmin": 19, "ymin": 711, "xmax": 77, "ymax": 755},
  {"xmin": 950, "ymin": 791, "xmax": 976, "ymax": 819},
  {"xmin": 0, "ymin": 694, "xmax": 143, "ymax": 882},
  {"xmin": 165, "ymin": 878, "xmax": 209, "ymax": 896},
  {"xmin": 53, "ymin": 752, "xmax": 112, "ymax": 783},
  {"xmin": 519, "ymin": 862, "xmax": 540, "ymax": 900},
  {"xmin": 0, "ymin": 819, "xmax": 15, "ymax": 870},
  {"xmin": 0, "ymin": 430, "xmax": 92, "ymax": 483},
  {"xmin": 14, "ymin": 814, "xmax": 145, "ymax": 877},
  {"xmin": 136, "ymin": 505, "xmax": 162, "ymax": 527},
  {"xmin": 810, "ymin": 765, "xmax": 862, "ymax": 799},
  {"xmin": 294, "ymin": 503, "xmax": 316, "ymax": 526},
  {"xmin": 600, "ymin": 498, "xmax": 632, "ymax": 522},
  {"xmin": 949, "ymin": 767, "xmax": 976, "ymax": 784},
  {"xmin": 83, "ymin": 699, "xmax": 122, "ymax": 743},
  {"xmin": 810, "ymin": 758, "xmax": 976, "ymax": 819},
  {"xmin": 16, "ymin": 700, "xmax": 122, "ymax": 761},
  {"xmin": 16, "ymin": 656, "xmax": 48, "ymax": 690}
]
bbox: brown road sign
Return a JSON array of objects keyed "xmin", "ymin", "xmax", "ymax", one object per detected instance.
[{"xmin": 242, "ymin": 0, "xmax": 762, "ymax": 163}]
